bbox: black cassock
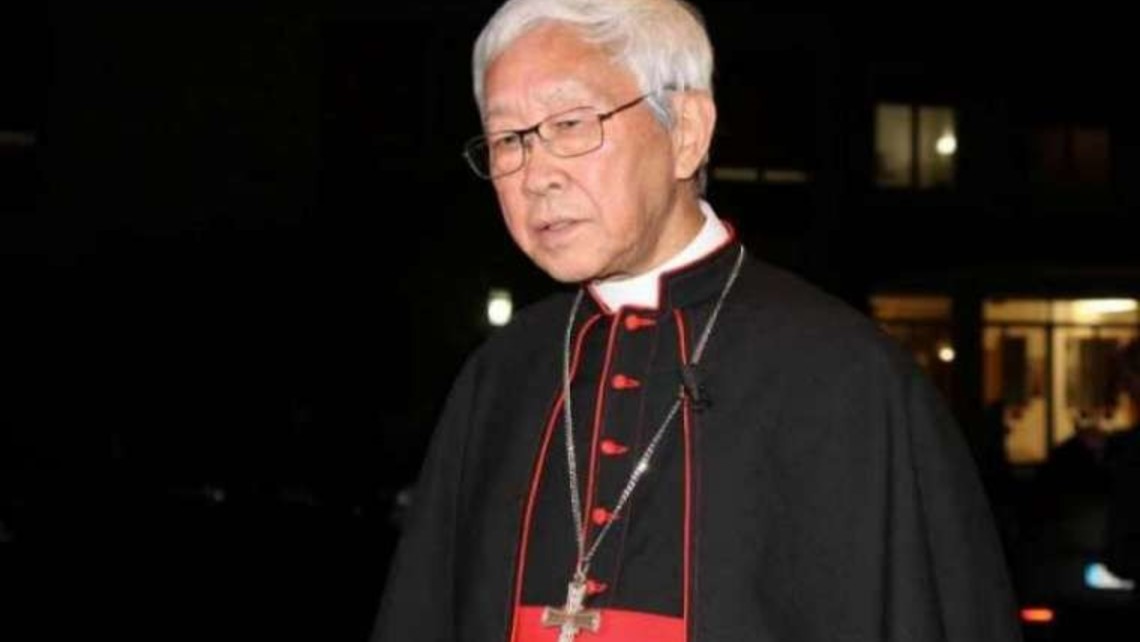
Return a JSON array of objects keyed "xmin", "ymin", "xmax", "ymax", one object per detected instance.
[{"xmin": 373, "ymin": 239, "xmax": 1022, "ymax": 642}]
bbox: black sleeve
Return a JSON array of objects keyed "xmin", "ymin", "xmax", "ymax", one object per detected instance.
[
  {"xmin": 370, "ymin": 354, "xmax": 482, "ymax": 642},
  {"xmin": 881, "ymin": 365, "xmax": 1023, "ymax": 641}
]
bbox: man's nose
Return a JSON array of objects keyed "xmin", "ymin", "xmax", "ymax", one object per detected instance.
[{"xmin": 521, "ymin": 135, "xmax": 566, "ymax": 195}]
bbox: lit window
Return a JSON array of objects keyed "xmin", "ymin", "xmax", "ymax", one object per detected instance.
[{"xmin": 875, "ymin": 103, "xmax": 957, "ymax": 189}]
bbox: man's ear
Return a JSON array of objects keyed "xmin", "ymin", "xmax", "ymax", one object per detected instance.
[{"xmin": 669, "ymin": 90, "xmax": 716, "ymax": 181}]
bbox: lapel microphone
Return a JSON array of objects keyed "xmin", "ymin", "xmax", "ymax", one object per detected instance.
[{"xmin": 680, "ymin": 363, "xmax": 711, "ymax": 412}]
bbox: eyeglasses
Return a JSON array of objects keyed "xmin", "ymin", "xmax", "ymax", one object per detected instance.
[{"xmin": 463, "ymin": 94, "xmax": 649, "ymax": 180}]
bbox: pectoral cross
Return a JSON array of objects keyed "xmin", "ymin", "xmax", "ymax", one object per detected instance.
[{"xmin": 541, "ymin": 576, "xmax": 601, "ymax": 642}]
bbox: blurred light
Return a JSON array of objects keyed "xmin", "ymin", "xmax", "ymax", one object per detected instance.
[
  {"xmin": 1020, "ymin": 607, "xmax": 1054, "ymax": 624},
  {"xmin": 761, "ymin": 168, "xmax": 810, "ymax": 184},
  {"xmin": 936, "ymin": 133, "xmax": 957, "ymax": 156},
  {"xmin": 712, "ymin": 166, "xmax": 760, "ymax": 183},
  {"xmin": 937, "ymin": 344, "xmax": 955, "ymax": 363},
  {"xmin": 1084, "ymin": 562, "xmax": 1136, "ymax": 591},
  {"xmin": 487, "ymin": 289, "xmax": 513, "ymax": 327},
  {"xmin": 1074, "ymin": 298, "xmax": 1138, "ymax": 319}
]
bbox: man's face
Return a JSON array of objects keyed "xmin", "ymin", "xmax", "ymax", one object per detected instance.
[{"xmin": 481, "ymin": 23, "xmax": 685, "ymax": 283}]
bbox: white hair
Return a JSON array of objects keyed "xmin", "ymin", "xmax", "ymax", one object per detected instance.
[{"xmin": 471, "ymin": 0, "xmax": 714, "ymax": 128}]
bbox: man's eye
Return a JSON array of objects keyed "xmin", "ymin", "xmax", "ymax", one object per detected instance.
[
  {"xmin": 491, "ymin": 134, "xmax": 522, "ymax": 151},
  {"xmin": 551, "ymin": 117, "xmax": 584, "ymax": 132}
]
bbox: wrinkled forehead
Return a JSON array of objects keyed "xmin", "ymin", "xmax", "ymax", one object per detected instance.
[
  {"xmin": 481, "ymin": 23, "xmax": 635, "ymax": 125},
  {"xmin": 483, "ymin": 80, "xmax": 598, "ymax": 123}
]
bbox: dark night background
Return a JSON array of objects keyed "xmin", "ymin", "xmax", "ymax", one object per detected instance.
[{"xmin": 1, "ymin": 4, "xmax": 1136, "ymax": 641}]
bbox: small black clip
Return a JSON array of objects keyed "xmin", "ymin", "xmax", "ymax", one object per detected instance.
[{"xmin": 679, "ymin": 364, "xmax": 711, "ymax": 412}]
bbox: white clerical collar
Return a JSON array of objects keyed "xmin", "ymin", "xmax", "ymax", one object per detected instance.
[{"xmin": 588, "ymin": 200, "xmax": 730, "ymax": 312}]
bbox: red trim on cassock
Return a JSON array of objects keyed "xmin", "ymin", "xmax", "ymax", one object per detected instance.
[
  {"xmin": 674, "ymin": 309, "xmax": 694, "ymax": 631},
  {"xmin": 509, "ymin": 313, "xmax": 603, "ymax": 642},
  {"xmin": 514, "ymin": 606, "xmax": 685, "ymax": 642}
]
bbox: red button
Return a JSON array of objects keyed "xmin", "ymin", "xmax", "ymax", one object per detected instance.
[
  {"xmin": 586, "ymin": 580, "xmax": 608, "ymax": 595},
  {"xmin": 624, "ymin": 315, "xmax": 656, "ymax": 331},
  {"xmin": 591, "ymin": 507, "xmax": 612, "ymax": 525},
  {"xmin": 611, "ymin": 374, "xmax": 641, "ymax": 390},
  {"xmin": 600, "ymin": 439, "xmax": 629, "ymax": 456}
]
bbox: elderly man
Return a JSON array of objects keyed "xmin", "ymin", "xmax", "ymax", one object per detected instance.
[{"xmin": 373, "ymin": 1, "xmax": 1021, "ymax": 640}]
